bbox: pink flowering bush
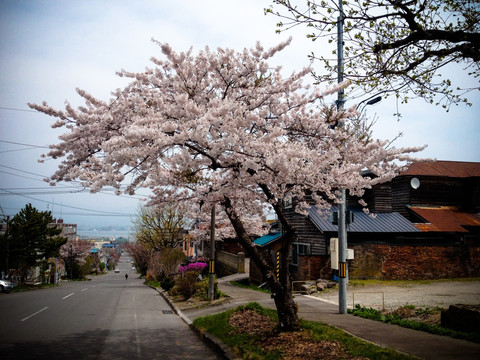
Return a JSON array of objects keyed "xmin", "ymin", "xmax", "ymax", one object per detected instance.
[
  {"xmin": 173, "ymin": 262, "xmax": 209, "ymax": 300},
  {"xmin": 178, "ymin": 262, "xmax": 208, "ymax": 274}
]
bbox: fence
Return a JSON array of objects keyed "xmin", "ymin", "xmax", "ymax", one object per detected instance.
[{"xmin": 216, "ymin": 250, "xmax": 249, "ymax": 275}]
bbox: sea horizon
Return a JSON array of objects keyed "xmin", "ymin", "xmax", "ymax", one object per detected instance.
[{"xmin": 78, "ymin": 229, "xmax": 133, "ymax": 240}]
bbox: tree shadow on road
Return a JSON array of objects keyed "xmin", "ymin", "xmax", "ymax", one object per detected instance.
[{"xmin": 2, "ymin": 326, "xmax": 220, "ymax": 360}]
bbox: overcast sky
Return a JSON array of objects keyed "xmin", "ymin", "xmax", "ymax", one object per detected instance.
[{"xmin": 1, "ymin": 0, "xmax": 479, "ymax": 233}]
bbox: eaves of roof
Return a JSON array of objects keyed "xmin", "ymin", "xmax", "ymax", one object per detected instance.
[
  {"xmin": 399, "ymin": 161, "xmax": 480, "ymax": 178},
  {"xmin": 308, "ymin": 206, "xmax": 420, "ymax": 233},
  {"xmin": 253, "ymin": 232, "xmax": 282, "ymax": 247},
  {"xmin": 408, "ymin": 206, "xmax": 480, "ymax": 232}
]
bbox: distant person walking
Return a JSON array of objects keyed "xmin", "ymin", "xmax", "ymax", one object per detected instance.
[{"xmin": 125, "ymin": 273, "xmax": 128, "ymax": 280}]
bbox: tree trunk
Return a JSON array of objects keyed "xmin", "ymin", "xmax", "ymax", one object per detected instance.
[{"xmin": 221, "ymin": 196, "xmax": 300, "ymax": 331}]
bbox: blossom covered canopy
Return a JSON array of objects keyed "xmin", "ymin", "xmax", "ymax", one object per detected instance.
[{"xmin": 29, "ymin": 39, "xmax": 422, "ymax": 219}]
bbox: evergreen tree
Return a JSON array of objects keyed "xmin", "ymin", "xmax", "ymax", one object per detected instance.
[{"xmin": 8, "ymin": 204, "xmax": 67, "ymax": 282}]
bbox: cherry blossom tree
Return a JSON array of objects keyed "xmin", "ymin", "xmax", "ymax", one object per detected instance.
[
  {"xmin": 60, "ymin": 239, "xmax": 92, "ymax": 279},
  {"xmin": 188, "ymin": 203, "xmax": 267, "ymax": 251},
  {"xmin": 124, "ymin": 241, "xmax": 151, "ymax": 277},
  {"xmin": 29, "ymin": 39, "xmax": 422, "ymax": 330}
]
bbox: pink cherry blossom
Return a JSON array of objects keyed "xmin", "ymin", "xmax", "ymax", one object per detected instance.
[{"xmin": 29, "ymin": 40, "xmax": 424, "ymax": 330}]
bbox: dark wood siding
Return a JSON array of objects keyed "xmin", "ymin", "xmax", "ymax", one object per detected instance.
[
  {"xmin": 371, "ymin": 183, "xmax": 392, "ymax": 213},
  {"xmin": 285, "ymin": 207, "xmax": 327, "ymax": 255},
  {"xmin": 391, "ymin": 175, "xmax": 478, "ymax": 218},
  {"xmin": 392, "ymin": 178, "xmax": 411, "ymax": 217},
  {"xmin": 465, "ymin": 178, "xmax": 480, "ymax": 212}
]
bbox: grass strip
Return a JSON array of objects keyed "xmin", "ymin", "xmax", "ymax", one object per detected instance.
[
  {"xmin": 349, "ymin": 305, "xmax": 480, "ymax": 344},
  {"xmin": 349, "ymin": 277, "xmax": 480, "ymax": 288},
  {"xmin": 193, "ymin": 302, "xmax": 416, "ymax": 360}
]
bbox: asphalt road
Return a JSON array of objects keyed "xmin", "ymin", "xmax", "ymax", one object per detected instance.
[{"xmin": 0, "ymin": 255, "xmax": 221, "ymax": 360}]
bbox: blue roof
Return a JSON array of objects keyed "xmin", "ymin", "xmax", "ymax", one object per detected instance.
[
  {"xmin": 254, "ymin": 233, "xmax": 282, "ymax": 247},
  {"xmin": 309, "ymin": 206, "xmax": 420, "ymax": 233}
]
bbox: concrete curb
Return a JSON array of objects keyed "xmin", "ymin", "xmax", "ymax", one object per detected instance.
[{"xmin": 149, "ymin": 285, "xmax": 240, "ymax": 360}]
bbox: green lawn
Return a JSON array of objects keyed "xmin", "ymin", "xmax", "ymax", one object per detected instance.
[{"xmin": 193, "ymin": 302, "xmax": 417, "ymax": 360}]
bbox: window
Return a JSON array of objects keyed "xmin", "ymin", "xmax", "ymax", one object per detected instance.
[
  {"xmin": 291, "ymin": 243, "xmax": 311, "ymax": 266},
  {"xmin": 283, "ymin": 193, "xmax": 293, "ymax": 209}
]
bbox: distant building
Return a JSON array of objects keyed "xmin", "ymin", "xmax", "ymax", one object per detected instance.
[{"xmin": 49, "ymin": 219, "xmax": 77, "ymax": 241}]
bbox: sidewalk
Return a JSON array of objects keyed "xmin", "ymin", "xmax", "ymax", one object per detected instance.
[{"xmin": 165, "ymin": 274, "xmax": 480, "ymax": 360}]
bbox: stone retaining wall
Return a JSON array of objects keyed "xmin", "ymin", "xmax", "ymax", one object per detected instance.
[{"xmin": 216, "ymin": 250, "xmax": 247, "ymax": 276}]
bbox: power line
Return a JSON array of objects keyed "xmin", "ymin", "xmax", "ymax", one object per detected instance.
[
  {"xmin": 0, "ymin": 160, "xmax": 151, "ymax": 204},
  {"xmin": 0, "ymin": 106, "xmax": 39, "ymax": 113},
  {"xmin": 1, "ymin": 185, "xmax": 82, "ymax": 190},
  {"xmin": 0, "ymin": 170, "xmax": 48, "ymax": 183},
  {"xmin": 0, "ymin": 164, "xmax": 49, "ymax": 179},
  {"xmin": 0, "ymin": 139, "xmax": 49, "ymax": 148},
  {"xmin": 0, "ymin": 206, "xmax": 133, "ymax": 218},
  {"xmin": 0, "ymin": 189, "xmax": 132, "ymax": 216},
  {"xmin": 0, "ymin": 188, "xmax": 87, "ymax": 196},
  {"xmin": 0, "ymin": 165, "xmax": 149, "ymax": 200},
  {"xmin": 0, "ymin": 147, "xmax": 43, "ymax": 154}
]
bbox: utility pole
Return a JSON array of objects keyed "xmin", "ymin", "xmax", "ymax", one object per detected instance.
[
  {"xmin": 0, "ymin": 206, "xmax": 10, "ymax": 280},
  {"xmin": 208, "ymin": 205, "xmax": 216, "ymax": 301},
  {"xmin": 336, "ymin": 0, "xmax": 348, "ymax": 315}
]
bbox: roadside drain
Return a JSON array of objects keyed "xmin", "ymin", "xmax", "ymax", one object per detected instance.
[{"xmin": 162, "ymin": 310, "xmax": 174, "ymax": 314}]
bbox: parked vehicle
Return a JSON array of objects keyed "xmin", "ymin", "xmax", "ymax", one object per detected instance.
[
  {"xmin": 0, "ymin": 279, "xmax": 14, "ymax": 293},
  {"xmin": 115, "ymin": 269, "xmax": 120, "ymax": 273}
]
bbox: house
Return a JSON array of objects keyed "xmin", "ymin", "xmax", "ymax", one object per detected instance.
[
  {"xmin": 253, "ymin": 160, "xmax": 480, "ymax": 282},
  {"xmin": 49, "ymin": 219, "xmax": 77, "ymax": 241}
]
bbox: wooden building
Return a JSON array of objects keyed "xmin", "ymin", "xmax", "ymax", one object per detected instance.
[{"xmin": 252, "ymin": 161, "xmax": 480, "ymax": 281}]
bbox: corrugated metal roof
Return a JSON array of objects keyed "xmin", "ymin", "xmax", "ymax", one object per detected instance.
[
  {"xmin": 408, "ymin": 206, "xmax": 480, "ymax": 232},
  {"xmin": 399, "ymin": 161, "xmax": 480, "ymax": 178},
  {"xmin": 253, "ymin": 232, "xmax": 282, "ymax": 247},
  {"xmin": 308, "ymin": 206, "xmax": 420, "ymax": 233}
]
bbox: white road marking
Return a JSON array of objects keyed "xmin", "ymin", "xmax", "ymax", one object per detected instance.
[
  {"xmin": 21, "ymin": 307, "xmax": 48, "ymax": 322},
  {"xmin": 62, "ymin": 293, "xmax": 75, "ymax": 299},
  {"xmin": 133, "ymin": 295, "xmax": 141, "ymax": 358},
  {"xmin": 81, "ymin": 288, "xmax": 88, "ymax": 292}
]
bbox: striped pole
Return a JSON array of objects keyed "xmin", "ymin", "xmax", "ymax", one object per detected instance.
[{"xmin": 276, "ymin": 251, "xmax": 280, "ymax": 280}]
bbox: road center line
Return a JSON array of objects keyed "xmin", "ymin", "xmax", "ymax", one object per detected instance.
[
  {"xmin": 133, "ymin": 295, "xmax": 141, "ymax": 358},
  {"xmin": 21, "ymin": 307, "xmax": 48, "ymax": 322},
  {"xmin": 62, "ymin": 293, "xmax": 75, "ymax": 299}
]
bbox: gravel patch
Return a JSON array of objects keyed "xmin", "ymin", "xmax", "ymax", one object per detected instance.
[{"xmin": 312, "ymin": 280, "xmax": 480, "ymax": 311}]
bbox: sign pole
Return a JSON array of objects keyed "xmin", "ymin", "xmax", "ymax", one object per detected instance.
[{"xmin": 208, "ymin": 205, "xmax": 216, "ymax": 301}]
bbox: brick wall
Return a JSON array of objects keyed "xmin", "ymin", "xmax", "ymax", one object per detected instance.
[
  {"xmin": 295, "ymin": 255, "xmax": 333, "ymax": 281},
  {"xmin": 348, "ymin": 244, "xmax": 480, "ymax": 280},
  {"xmin": 252, "ymin": 244, "xmax": 480, "ymax": 282}
]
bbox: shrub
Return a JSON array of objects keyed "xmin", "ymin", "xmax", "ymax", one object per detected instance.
[
  {"xmin": 158, "ymin": 248, "xmax": 186, "ymax": 277},
  {"xmin": 196, "ymin": 276, "xmax": 222, "ymax": 301},
  {"xmin": 160, "ymin": 276, "xmax": 175, "ymax": 291},
  {"xmin": 176, "ymin": 272, "xmax": 198, "ymax": 300},
  {"xmin": 178, "ymin": 262, "xmax": 208, "ymax": 274}
]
